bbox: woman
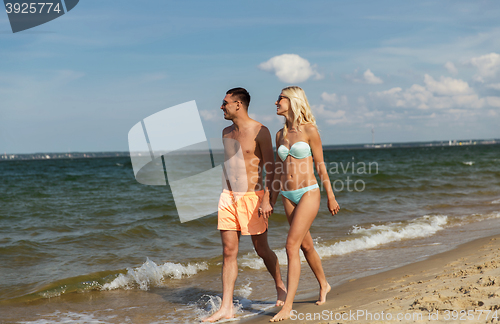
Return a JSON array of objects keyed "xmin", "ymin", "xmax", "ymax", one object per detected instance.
[{"xmin": 269, "ymin": 86, "xmax": 340, "ymax": 322}]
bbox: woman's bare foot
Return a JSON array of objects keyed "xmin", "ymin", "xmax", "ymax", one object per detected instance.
[
  {"xmin": 275, "ymin": 285, "xmax": 287, "ymax": 307},
  {"xmin": 270, "ymin": 307, "xmax": 292, "ymax": 322},
  {"xmin": 202, "ymin": 306, "xmax": 234, "ymax": 322},
  {"xmin": 315, "ymin": 282, "xmax": 331, "ymax": 305}
]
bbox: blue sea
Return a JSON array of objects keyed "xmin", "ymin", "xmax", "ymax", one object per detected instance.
[{"xmin": 1, "ymin": 144, "xmax": 499, "ymax": 323}]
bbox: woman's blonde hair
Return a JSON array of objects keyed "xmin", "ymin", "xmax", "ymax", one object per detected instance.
[{"xmin": 281, "ymin": 86, "xmax": 317, "ymax": 138}]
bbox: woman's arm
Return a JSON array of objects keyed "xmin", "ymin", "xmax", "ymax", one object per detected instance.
[{"xmin": 306, "ymin": 125, "xmax": 340, "ymax": 215}]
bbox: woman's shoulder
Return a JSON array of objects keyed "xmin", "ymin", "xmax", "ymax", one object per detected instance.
[
  {"xmin": 301, "ymin": 123, "xmax": 319, "ymax": 137},
  {"xmin": 275, "ymin": 128, "xmax": 284, "ymax": 144}
]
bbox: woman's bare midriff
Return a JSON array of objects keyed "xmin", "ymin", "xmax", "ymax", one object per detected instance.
[{"xmin": 280, "ymin": 156, "xmax": 317, "ymax": 191}]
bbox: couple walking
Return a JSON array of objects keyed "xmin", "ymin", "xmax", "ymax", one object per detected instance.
[{"xmin": 203, "ymin": 86, "xmax": 340, "ymax": 322}]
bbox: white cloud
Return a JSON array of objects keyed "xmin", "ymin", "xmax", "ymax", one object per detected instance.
[
  {"xmin": 363, "ymin": 69, "xmax": 384, "ymax": 84},
  {"xmin": 486, "ymin": 96, "xmax": 500, "ymax": 107},
  {"xmin": 321, "ymin": 92, "xmax": 339, "ymax": 104},
  {"xmin": 314, "ymin": 92, "xmax": 350, "ymax": 125},
  {"xmin": 312, "ymin": 105, "xmax": 346, "ymax": 125},
  {"xmin": 444, "ymin": 61, "xmax": 458, "ymax": 75},
  {"xmin": 320, "ymin": 92, "xmax": 349, "ymax": 108},
  {"xmin": 423, "ymin": 74, "xmax": 473, "ymax": 96},
  {"xmin": 468, "ymin": 53, "xmax": 500, "ymax": 82},
  {"xmin": 199, "ymin": 110, "xmax": 219, "ymax": 121},
  {"xmin": 320, "ymin": 92, "xmax": 349, "ymax": 106},
  {"xmin": 346, "ymin": 69, "xmax": 383, "ymax": 84},
  {"xmin": 486, "ymin": 83, "xmax": 500, "ymax": 90},
  {"xmin": 258, "ymin": 54, "xmax": 322, "ymax": 83},
  {"xmin": 372, "ymin": 74, "xmax": 485, "ymax": 110},
  {"xmin": 374, "ymin": 85, "xmax": 432, "ymax": 109}
]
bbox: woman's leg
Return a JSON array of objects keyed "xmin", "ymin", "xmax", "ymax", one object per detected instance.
[
  {"xmin": 270, "ymin": 188, "xmax": 321, "ymax": 322},
  {"xmin": 287, "ymin": 191, "xmax": 330, "ymax": 304},
  {"xmin": 300, "ymin": 231, "xmax": 331, "ymax": 304}
]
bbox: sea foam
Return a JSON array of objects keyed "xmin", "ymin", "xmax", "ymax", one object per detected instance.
[
  {"xmin": 101, "ymin": 258, "xmax": 208, "ymax": 291},
  {"xmin": 319, "ymin": 214, "xmax": 448, "ymax": 257},
  {"xmin": 240, "ymin": 215, "xmax": 448, "ymax": 270},
  {"xmin": 234, "ymin": 281, "xmax": 253, "ymax": 299},
  {"xmin": 193, "ymin": 295, "xmax": 244, "ymax": 322}
]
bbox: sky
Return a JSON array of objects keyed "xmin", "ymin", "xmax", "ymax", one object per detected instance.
[{"xmin": 1, "ymin": 0, "xmax": 499, "ymax": 154}]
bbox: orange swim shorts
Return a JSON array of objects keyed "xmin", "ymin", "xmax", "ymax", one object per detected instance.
[{"xmin": 217, "ymin": 189, "xmax": 267, "ymax": 235}]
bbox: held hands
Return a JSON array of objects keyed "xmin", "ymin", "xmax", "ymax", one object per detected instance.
[
  {"xmin": 328, "ymin": 197, "xmax": 340, "ymax": 216},
  {"xmin": 258, "ymin": 200, "xmax": 273, "ymax": 220}
]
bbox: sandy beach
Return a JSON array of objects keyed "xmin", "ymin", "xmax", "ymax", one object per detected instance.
[{"xmin": 245, "ymin": 234, "xmax": 500, "ymax": 324}]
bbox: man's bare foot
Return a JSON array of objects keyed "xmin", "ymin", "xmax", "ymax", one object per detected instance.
[
  {"xmin": 275, "ymin": 285, "xmax": 287, "ymax": 307},
  {"xmin": 315, "ymin": 282, "xmax": 331, "ymax": 305},
  {"xmin": 270, "ymin": 307, "xmax": 292, "ymax": 322},
  {"xmin": 202, "ymin": 306, "xmax": 234, "ymax": 322}
]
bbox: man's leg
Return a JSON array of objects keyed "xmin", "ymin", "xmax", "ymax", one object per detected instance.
[
  {"xmin": 203, "ymin": 230, "xmax": 240, "ymax": 322},
  {"xmin": 251, "ymin": 231, "xmax": 287, "ymax": 306}
]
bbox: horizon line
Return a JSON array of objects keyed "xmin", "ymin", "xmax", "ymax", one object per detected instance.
[{"xmin": 1, "ymin": 137, "xmax": 499, "ymax": 158}]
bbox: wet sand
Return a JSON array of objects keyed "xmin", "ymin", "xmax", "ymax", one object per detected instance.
[{"xmin": 244, "ymin": 234, "xmax": 500, "ymax": 323}]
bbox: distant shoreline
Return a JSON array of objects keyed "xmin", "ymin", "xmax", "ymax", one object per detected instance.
[{"xmin": 2, "ymin": 138, "xmax": 499, "ymax": 161}]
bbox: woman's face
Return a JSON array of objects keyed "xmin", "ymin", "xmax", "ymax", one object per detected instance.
[{"xmin": 275, "ymin": 92, "xmax": 290, "ymax": 116}]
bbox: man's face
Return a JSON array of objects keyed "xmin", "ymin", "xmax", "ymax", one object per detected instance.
[{"xmin": 221, "ymin": 94, "xmax": 239, "ymax": 120}]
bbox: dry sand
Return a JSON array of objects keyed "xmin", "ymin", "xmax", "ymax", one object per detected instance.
[{"xmin": 244, "ymin": 234, "xmax": 500, "ymax": 324}]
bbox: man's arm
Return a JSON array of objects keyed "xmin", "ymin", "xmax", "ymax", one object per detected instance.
[
  {"xmin": 269, "ymin": 130, "xmax": 283, "ymax": 207},
  {"xmin": 256, "ymin": 125, "xmax": 275, "ymax": 219},
  {"xmin": 221, "ymin": 127, "xmax": 233, "ymax": 191}
]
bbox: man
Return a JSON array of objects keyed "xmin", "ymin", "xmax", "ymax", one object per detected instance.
[{"xmin": 203, "ymin": 88, "xmax": 286, "ymax": 322}]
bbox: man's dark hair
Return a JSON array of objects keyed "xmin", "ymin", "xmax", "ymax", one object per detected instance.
[{"xmin": 226, "ymin": 87, "xmax": 251, "ymax": 109}]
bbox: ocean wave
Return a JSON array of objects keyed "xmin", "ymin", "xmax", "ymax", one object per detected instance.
[
  {"xmin": 240, "ymin": 215, "xmax": 448, "ymax": 270},
  {"xmin": 462, "ymin": 161, "xmax": 475, "ymax": 166},
  {"xmin": 234, "ymin": 282, "xmax": 253, "ymax": 299},
  {"xmin": 101, "ymin": 258, "xmax": 208, "ymax": 291},
  {"xmin": 492, "ymin": 199, "xmax": 500, "ymax": 204},
  {"xmin": 334, "ymin": 215, "xmax": 448, "ymax": 251},
  {"xmin": 7, "ymin": 259, "xmax": 210, "ymax": 302},
  {"xmin": 455, "ymin": 211, "xmax": 500, "ymax": 224},
  {"xmin": 484, "ymin": 211, "xmax": 500, "ymax": 219}
]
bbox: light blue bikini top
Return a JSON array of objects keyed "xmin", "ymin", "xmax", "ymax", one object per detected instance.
[{"xmin": 278, "ymin": 141, "xmax": 312, "ymax": 161}]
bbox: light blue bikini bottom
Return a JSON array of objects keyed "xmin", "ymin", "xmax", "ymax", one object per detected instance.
[{"xmin": 280, "ymin": 183, "xmax": 319, "ymax": 205}]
